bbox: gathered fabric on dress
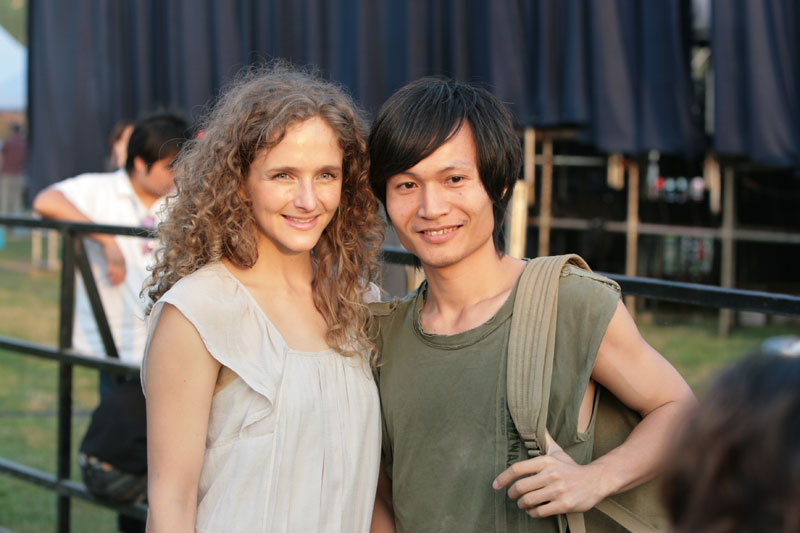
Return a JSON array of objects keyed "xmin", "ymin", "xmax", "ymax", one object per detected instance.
[{"xmin": 143, "ymin": 262, "xmax": 381, "ymax": 533}]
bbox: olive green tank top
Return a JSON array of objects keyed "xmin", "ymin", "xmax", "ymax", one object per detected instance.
[{"xmin": 371, "ymin": 267, "xmax": 620, "ymax": 533}]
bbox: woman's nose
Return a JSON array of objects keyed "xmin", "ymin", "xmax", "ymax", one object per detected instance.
[{"xmin": 294, "ymin": 180, "xmax": 318, "ymax": 211}]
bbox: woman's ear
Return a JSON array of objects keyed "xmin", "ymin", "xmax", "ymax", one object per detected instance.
[{"xmin": 237, "ymin": 181, "xmax": 249, "ymax": 202}]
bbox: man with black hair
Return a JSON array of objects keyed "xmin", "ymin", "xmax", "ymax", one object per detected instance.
[
  {"xmin": 34, "ymin": 111, "xmax": 188, "ymax": 533},
  {"xmin": 368, "ymin": 78, "xmax": 694, "ymax": 532},
  {"xmin": 34, "ymin": 111, "xmax": 189, "ymax": 375}
]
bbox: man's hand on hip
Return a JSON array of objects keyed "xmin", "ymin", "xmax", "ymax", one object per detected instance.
[{"xmin": 493, "ymin": 432, "xmax": 608, "ymax": 518}]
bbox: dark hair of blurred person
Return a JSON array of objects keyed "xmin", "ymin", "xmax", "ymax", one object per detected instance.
[
  {"xmin": 124, "ymin": 112, "xmax": 188, "ymax": 174},
  {"xmin": 662, "ymin": 350, "xmax": 800, "ymax": 533}
]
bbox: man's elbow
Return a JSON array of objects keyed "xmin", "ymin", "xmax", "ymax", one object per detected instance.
[
  {"xmin": 649, "ymin": 384, "xmax": 697, "ymax": 420},
  {"xmin": 32, "ymin": 188, "xmax": 60, "ymax": 218}
]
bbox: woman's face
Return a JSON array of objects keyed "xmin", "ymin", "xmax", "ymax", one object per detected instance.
[{"xmin": 244, "ymin": 116, "xmax": 344, "ymax": 257}]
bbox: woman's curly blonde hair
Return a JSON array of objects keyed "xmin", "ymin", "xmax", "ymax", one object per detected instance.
[{"xmin": 145, "ymin": 63, "xmax": 383, "ymax": 357}]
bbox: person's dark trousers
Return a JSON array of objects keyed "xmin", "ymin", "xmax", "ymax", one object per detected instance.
[
  {"xmin": 118, "ymin": 514, "xmax": 145, "ymax": 533},
  {"xmin": 99, "ymin": 371, "xmax": 117, "ymax": 400},
  {"xmin": 96, "ymin": 373, "xmax": 146, "ymax": 533}
]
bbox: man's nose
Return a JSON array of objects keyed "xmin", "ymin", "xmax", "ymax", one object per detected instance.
[{"xmin": 417, "ymin": 185, "xmax": 449, "ymax": 219}]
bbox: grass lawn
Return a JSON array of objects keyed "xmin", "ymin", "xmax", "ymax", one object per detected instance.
[
  {"xmin": 638, "ymin": 316, "xmax": 796, "ymax": 394},
  {"xmin": 0, "ymin": 230, "xmax": 796, "ymax": 531},
  {"xmin": 0, "ymin": 231, "xmax": 118, "ymax": 532}
]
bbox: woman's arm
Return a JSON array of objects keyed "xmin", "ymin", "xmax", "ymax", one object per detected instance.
[{"xmin": 145, "ymin": 304, "xmax": 220, "ymax": 533}]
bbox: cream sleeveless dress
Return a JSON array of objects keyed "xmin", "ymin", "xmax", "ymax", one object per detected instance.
[{"xmin": 142, "ymin": 262, "xmax": 381, "ymax": 532}]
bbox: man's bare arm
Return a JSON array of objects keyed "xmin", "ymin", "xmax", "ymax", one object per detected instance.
[
  {"xmin": 33, "ymin": 187, "xmax": 126, "ymax": 284},
  {"xmin": 494, "ymin": 300, "xmax": 695, "ymax": 517},
  {"xmin": 370, "ymin": 456, "xmax": 395, "ymax": 532}
]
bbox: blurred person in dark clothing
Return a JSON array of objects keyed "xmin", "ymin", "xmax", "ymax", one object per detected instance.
[{"xmin": 0, "ymin": 123, "xmax": 27, "ymax": 214}]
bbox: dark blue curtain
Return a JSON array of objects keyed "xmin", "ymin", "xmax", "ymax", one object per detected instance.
[
  {"xmin": 712, "ymin": 0, "xmax": 800, "ymax": 171},
  {"xmin": 28, "ymin": 0, "xmax": 702, "ymax": 195},
  {"xmin": 586, "ymin": 0, "xmax": 702, "ymax": 154}
]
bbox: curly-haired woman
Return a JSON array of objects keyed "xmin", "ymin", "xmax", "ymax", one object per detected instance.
[{"xmin": 142, "ymin": 64, "xmax": 384, "ymax": 532}]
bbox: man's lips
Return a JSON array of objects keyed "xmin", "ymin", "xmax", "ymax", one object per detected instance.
[
  {"xmin": 415, "ymin": 225, "xmax": 462, "ymax": 242},
  {"xmin": 419, "ymin": 226, "xmax": 459, "ymax": 236}
]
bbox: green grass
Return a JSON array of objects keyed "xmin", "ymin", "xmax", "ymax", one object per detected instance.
[
  {"xmin": 1, "ymin": 231, "xmax": 118, "ymax": 532},
  {"xmin": 639, "ymin": 318, "xmax": 795, "ymax": 395},
  {"xmin": 0, "ymin": 230, "xmax": 797, "ymax": 530}
]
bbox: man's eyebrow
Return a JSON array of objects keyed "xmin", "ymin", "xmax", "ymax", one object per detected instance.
[
  {"xmin": 394, "ymin": 162, "xmax": 475, "ymax": 178},
  {"xmin": 437, "ymin": 162, "xmax": 474, "ymax": 173}
]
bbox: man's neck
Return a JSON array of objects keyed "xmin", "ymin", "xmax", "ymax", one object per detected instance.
[
  {"xmin": 420, "ymin": 246, "xmax": 526, "ymax": 335},
  {"xmin": 128, "ymin": 174, "xmax": 159, "ymax": 210}
]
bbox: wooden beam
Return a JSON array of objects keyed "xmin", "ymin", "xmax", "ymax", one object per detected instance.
[
  {"xmin": 48, "ymin": 230, "xmax": 61, "ymax": 270},
  {"xmin": 527, "ymin": 217, "xmax": 800, "ymax": 245},
  {"xmin": 538, "ymin": 137, "xmax": 553, "ymax": 257},
  {"xmin": 523, "ymin": 128, "xmax": 536, "ymax": 205},
  {"xmin": 31, "ymin": 228, "xmax": 42, "ymax": 268},
  {"xmin": 719, "ymin": 166, "xmax": 736, "ymax": 336},
  {"xmin": 625, "ymin": 162, "xmax": 640, "ymax": 314}
]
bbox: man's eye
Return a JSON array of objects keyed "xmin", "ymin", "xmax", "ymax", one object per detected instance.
[{"xmin": 449, "ymin": 175, "xmax": 464, "ymax": 184}]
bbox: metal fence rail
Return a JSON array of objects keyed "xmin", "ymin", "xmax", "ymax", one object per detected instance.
[
  {"xmin": 1, "ymin": 216, "xmax": 799, "ymax": 532},
  {"xmin": 1, "ymin": 216, "xmax": 147, "ymax": 531},
  {"xmin": 382, "ymin": 245, "xmax": 800, "ymax": 317}
]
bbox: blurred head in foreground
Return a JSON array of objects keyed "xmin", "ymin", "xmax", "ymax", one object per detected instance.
[{"xmin": 662, "ymin": 347, "xmax": 800, "ymax": 533}]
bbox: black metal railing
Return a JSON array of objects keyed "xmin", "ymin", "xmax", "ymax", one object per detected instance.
[
  {"xmin": 1, "ymin": 215, "xmax": 799, "ymax": 532},
  {"xmin": 1, "ymin": 216, "xmax": 149, "ymax": 532}
]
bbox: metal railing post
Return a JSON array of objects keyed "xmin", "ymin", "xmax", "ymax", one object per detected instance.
[{"xmin": 56, "ymin": 230, "xmax": 76, "ymax": 533}]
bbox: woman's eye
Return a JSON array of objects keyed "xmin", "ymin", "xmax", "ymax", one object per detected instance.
[
  {"xmin": 398, "ymin": 181, "xmax": 416, "ymax": 190},
  {"xmin": 448, "ymin": 175, "xmax": 464, "ymax": 184},
  {"xmin": 273, "ymin": 173, "xmax": 290, "ymax": 180},
  {"xmin": 320, "ymin": 172, "xmax": 338, "ymax": 180}
]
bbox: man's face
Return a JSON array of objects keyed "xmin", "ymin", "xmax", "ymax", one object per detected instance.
[
  {"xmin": 385, "ymin": 124, "xmax": 496, "ymax": 270},
  {"xmin": 133, "ymin": 155, "xmax": 177, "ymax": 199}
]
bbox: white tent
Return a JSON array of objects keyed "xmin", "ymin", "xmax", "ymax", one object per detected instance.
[{"xmin": 0, "ymin": 24, "xmax": 27, "ymax": 111}]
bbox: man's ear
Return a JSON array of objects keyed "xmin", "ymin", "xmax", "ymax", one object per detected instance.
[{"xmin": 132, "ymin": 156, "xmax": 148, "ymax": 175}]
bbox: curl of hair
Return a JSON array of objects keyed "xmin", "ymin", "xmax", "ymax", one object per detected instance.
[
  {"xmin": 144, "ymin": 63, "xmax": 383, "ymax": 357},
  {"xmin": 661, "ymin": 351, "xmax": 800, "ymax": 533}
]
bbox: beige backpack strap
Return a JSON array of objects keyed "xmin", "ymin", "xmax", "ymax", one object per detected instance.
[
  {"xmin": 565, "ymin": 512, "xmax": 586, "ymax": 533},
  {"xmin": 507, "ymin": 254, "xmax": 588, "ymax": 456},
  {"xmin": 566, "ymin": 500, "xmax": 659, "ymax": 533},
  {"xmin": 507, "ymin": 254, "xmax": 659, "ymax": 533}
]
